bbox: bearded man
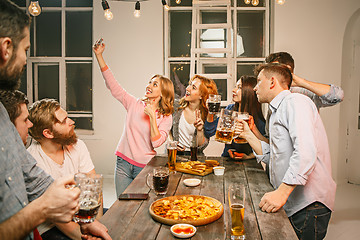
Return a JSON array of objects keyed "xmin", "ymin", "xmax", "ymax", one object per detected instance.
[{"xmin": 27, "ymin": 98, "xmax": 104, "ymax": 239}]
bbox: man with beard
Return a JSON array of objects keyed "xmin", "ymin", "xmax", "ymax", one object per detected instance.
[
  {"xmin": 28, "ymin": 98, "xmax": 103, "ymax": 240},
  {"xmin": 0, "ymin": 1, "xmax": 111, "ymax": 239},
  {"xmin": 0, "ymin": 90, "xmax": 33, "ymax": 146}
]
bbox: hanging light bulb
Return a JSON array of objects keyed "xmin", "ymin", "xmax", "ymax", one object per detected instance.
[
  {"xmin": 276, "ymin": 0, "xmax": 285, "ymax": 5},
  {"xmin": 102, "ymin": 0, "xmax": 113, "ymax": 20},
  {"xmin": 134, "ymin": 1, "xmax": 141, "ymax": 18},
  {"xmin": 162, "ymin": 0, "xmax": 170, "ymax": 11},
  {"xmin": 244, "ymin": 0, "xmax": 251, "ymax": 4},
  {"xmin": 176, "ymin": 0, "xmax": 181, "ymax": 4},
  {"xmin": 251, "ymin": 0, "xmax": 259, "ymax": 6},
  {"xmin": 28, "ymin": 1, "xmax": 41, "ymax": 16}
]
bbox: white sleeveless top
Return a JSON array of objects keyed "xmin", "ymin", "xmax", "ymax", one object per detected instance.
[{"xmin": 178, "ymin": 112, "xmax": 196, "ymax": 151}]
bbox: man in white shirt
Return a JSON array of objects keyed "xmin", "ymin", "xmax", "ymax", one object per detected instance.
[
  {"xmin": 239, "ymin": 63, "xmax": 336, "ymax": 240},
  {"xmin": 28, "ymin": 98, "xmax": 101, "ymax": 240}
]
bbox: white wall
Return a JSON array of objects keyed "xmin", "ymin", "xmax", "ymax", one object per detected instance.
[
  {"xmin": 84, "ymin": 0, "xmax": 360, "ymax": 183},
  {"xmin": 273, "ymin": 0, "xmax": 360, "ymax": 183}
]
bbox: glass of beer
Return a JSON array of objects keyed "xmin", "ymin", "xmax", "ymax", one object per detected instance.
[
  {"xmin": 233, "ymin": 112, "xmax": 250, "ymax": 144},
  {"xmin": 207, "ymin": 94, "xmax": 221, "ymax": 114},
  {"xmin": 215, "ymin": 109, "xmax": 235, "ymax": 144},
  {"xmin": 73, "ymin": 173, "xmax": 103, "ymax": 223},
  {"xmin": 228, "ymin": 184, "xmax": 246, "ymax": 240},
  {"xmin": 146, "ymin": 166, "xmax": 169, "ymax": 195},
  {"xmin": 167, "ymin": 140, "xmax": 178, "ymax": 172}
]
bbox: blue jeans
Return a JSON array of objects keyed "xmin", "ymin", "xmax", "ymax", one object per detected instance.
[
  {"xmin": 115, "ymin": 156, "xmax": 143, "ymax": 197},
  {"xmin": 289, "ymin": 202, "xmax": 332, "ymax": 240}
]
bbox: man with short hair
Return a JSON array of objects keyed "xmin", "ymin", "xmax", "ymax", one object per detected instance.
[
  {"xmin": 0, "ymin": 1, "xmax": 110, "ymax": 239},
  {"xmin": 265, "ymin": 51, "xmax": 344, "ymax": 110},
  {"xmin": 0, "ymin": 90, "xmax": 33, "ymax": 146},
  {"xmin": 240, "ymin": 63, "xmax": 336, "ymax": 240},
  {"xmin": 28, "ymin": 98, "xmax": 100, "ymax": 239}
]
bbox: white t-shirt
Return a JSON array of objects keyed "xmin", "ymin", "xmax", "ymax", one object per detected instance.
[
  {"xmin": 178, "ymin": 113, "xmax": 196, "ymax": 151},
  {"xmin": 27, "ymin": 139, "xmax": 95, "ymax": 234}
]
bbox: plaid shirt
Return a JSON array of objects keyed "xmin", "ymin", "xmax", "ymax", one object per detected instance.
[{"xmin": 0, "ymin": 103, "xmax": 53, "ymax": 240}]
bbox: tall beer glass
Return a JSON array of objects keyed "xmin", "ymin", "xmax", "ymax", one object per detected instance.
[
  {"xmin": 167, "ymin": 140, "xmax": 178, "ymax": 172},
  {"xmin": 73, "ymin": 173, "xmax": 103, "ymax": 223},
  {"xmin": 233, "ymin": 112, "xmax": 249, "ymax": 144},
  {"xmin": 215, "ymin": 109, "xmax": 235, "ymax": 144},
  {"xmin": 228, "ymin": 184, "xmax": 246, "ymax": 240}
]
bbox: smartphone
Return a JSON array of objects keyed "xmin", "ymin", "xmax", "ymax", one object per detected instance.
[
  {"xmin": 118, "ymin": 193, "xmax": 149, "ymax": 200},
  {"xmin": 94, "ymin": 38, "xmax": 103, "ymax": 47}
]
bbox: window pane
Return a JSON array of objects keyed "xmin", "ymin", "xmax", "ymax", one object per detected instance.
[
  {"xmin": 170, "ymin": 63, "xmax": 190, "ymax": 99},
  {"xmin": 169, "ymin": 0, "xmax": 192, "ymax": 7},
  {"xmin": 66, "ymin": 11, "xmax": 92, "ymax": 57},
  {"xmin": 34, "ymin": 64, "xmax": 59, "ymax": 100},
  {"xmin": 11, "ymin": 0, "xmax": 26, "ymax": 7},
  {"xmin": 170, "ymin": 11, "xmax": 191, "ymax": 57},
  {"xmin": 66, "ymin": 0, "xmax": 92, "ymax": 7},
  {"xmin": 200, "ymin": 12, "xmax": 228, "ymax": 58},
  {"xmin": 237, "ymin": 63, "xmax": 261, "ymax": 79},
  {"xmin": 38, "ymin": 0, "xmax": 61, "ymax": 7},
  {"xmin": 204, "ymin": 65, "xmax": 227, "ymax": 101},
  {"xmin": 19, "ymin": 68, "xmax": 27, "ymax": 95},
  {"xmin": 237, "ymin": 11, "xmax": 264, "ymax": 57},
  {"xmin": 237, "ymin": 0, "xmax": 265, "ymax": 7},
  {"xmin": 35, "ymin": 12, "xmax": 61, "ymax": 56},
  {"xmin": 72, "ymin": 117, "xmax": 93, "ymax": 130},
  {"xmin": 66, "ymin": 62, "xmax": 92, "ymax": 112}
]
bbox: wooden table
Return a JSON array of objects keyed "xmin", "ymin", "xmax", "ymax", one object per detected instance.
[{"xmin": 100, "ymin": 156, "xmax": 297, "ymax": 239}]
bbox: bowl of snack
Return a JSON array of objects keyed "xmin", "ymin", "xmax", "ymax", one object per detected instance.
[
  {"xmin": 183, "ymin": 178, "xmax": 201, "ymax": 187},
  {"xmin": 213, "ymin": 166, "xmax": 225, "ymax": 176},
  {"xmin": 170, "ymin": 223, "xmax": 196, "ymax": 238}
]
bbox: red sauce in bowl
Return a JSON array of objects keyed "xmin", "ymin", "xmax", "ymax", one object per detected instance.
[{"xmin": 173, "ymin": 226, "xmax": 195, "ymax": 234}]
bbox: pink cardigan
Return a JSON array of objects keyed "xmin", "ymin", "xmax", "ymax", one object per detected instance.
[{"xmin": 101, "ymin": 66, "xmax": 172, "ymax": 167}]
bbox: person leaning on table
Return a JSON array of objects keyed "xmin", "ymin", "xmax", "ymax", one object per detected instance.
[
  {"xmin": 0, "ymin": 1, "xmax": 111, "ymax": 239},
  {"xmin": 237, "ymin": 63, "xmax": 336, "ymax": 240}
]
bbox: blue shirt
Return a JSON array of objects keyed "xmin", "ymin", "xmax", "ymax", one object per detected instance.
[
  {"xmin": 0, "ymin": 103, "xmax": 53, "ymax": 240},
  {"xmin": 254, "ymin": 90, "xmax": 336, "ymax": 217}
]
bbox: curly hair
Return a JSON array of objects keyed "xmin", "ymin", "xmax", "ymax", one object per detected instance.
[
  {"xmin": 179, "ymin": 75, "xmax": 218, "ymax": 121},
  {"xmin": 28, "ymin": 99, "xmax": 61, "ymax": 141},
  {"xmin": 0, "ymin": 90, "xmax": 28, "ymax": 123}
]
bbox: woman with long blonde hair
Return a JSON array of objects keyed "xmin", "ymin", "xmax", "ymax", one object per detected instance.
[
  {"xmin": 93, "ymin": 40, "xmax": 174, "ymax": 196},
  {"xmin": 171, "ymin": 75, "xmax": 218, "ymax": 156}
]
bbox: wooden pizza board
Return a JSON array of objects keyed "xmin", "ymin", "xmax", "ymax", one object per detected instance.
[
  {"xmin": 149, "ymin": 195, "xmax": 224, "ymax": 226},
  {"xmin": 175, "ymin": 162, "xmax": 213, "ymax": 176}
]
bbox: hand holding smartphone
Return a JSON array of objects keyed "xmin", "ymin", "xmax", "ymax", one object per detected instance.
[
  {"xmin": 94, "ymin": 38, "xmax": 103, "ymax": 48},
  {"xmin": 118, "ymin": 193, "xmax": 149, "ymax": 200}
]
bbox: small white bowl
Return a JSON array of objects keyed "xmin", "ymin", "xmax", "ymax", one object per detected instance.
[
  {"xmin": 213, "ymin": 166, "xmax": 225, "ymax": 176},
  {"xmin": 183, "ymin": 178, "xmax": 201, "ymax": 187},
  {"xmin": 170, "ymin": 224, "xmax": 196, "ymax": 238}
]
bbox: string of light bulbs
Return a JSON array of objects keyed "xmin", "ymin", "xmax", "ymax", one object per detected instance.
[{"xmin": 27, "ymin": 0, "xmax": 285, "ymax": 18}]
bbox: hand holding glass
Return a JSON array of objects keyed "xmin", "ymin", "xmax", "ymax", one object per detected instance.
[
  {"xmin": 215, "ymin": 109, "xmax": 236, "ymax": 144},
  {"xmin": 73, "ymin": 173, "xmax": 103, "ymax": 223},
  {"xmin": 233, "ymin": 112, "xmax": 249, "ymax": 144},
  {"xmin": 207, "ymin": 94, "xmax": 221, "ymax": 114}
]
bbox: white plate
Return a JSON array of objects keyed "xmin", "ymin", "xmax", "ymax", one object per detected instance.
[
  {"xmin": 183, "ymin": 178, "xmax": 201, "ymax": 187},
  {"xmin": 170, "ymin": 224, "xmax": 196, "ymax": 238}
]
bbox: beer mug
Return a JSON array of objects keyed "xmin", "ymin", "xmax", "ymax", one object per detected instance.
[
  {"xmin": 233, "ymin": 112, "xmax": 249, "ymax": 144},
  {"xmin": 228, "ymin": 184, "xmax": 246, "ymax": 240},
  {"xmin": 215, "ymin": 109, "xmax": 235, "ymax": 144},
  {"xmin": 73, "ymin": 173, "xmax": 103, "ymax": 223},
  {"xmin": 167, "ymin": 140, "xmax": 178, "ymax": 172},
  {"xmin": 146, "ymin": 166, "xmax": 169, "ymax": 195},
  {"xmin": 207, "ymin": 94, "xmax": 221, "ymax": 114}
]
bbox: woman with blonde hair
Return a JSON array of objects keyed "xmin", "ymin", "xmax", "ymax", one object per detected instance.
[
  {"xmin": 171, "ymin": 75, "xmax": 218, "ymax": 156},
  {"xmin": 93, "ymin": 40, "xmax": 174, "ymax": 196}
]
